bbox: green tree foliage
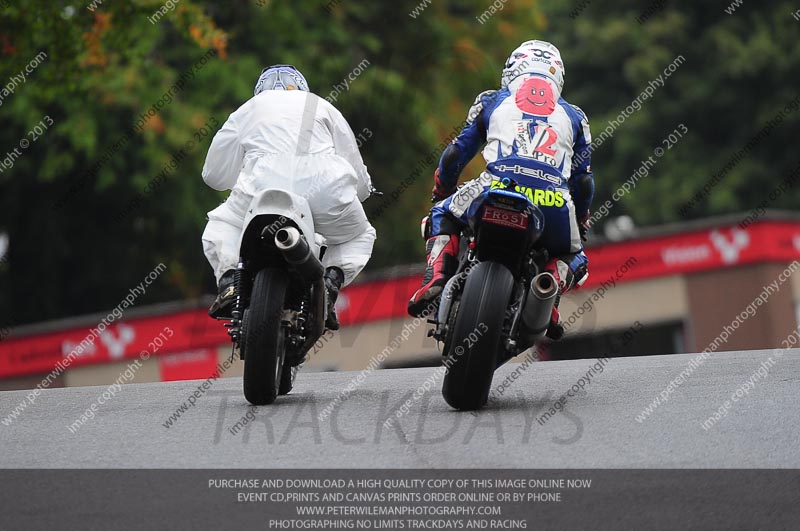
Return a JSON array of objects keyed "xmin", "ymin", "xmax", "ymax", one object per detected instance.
[{"xmin": 0, "ymin": 0, "xmax": 798, "ymax": 326}]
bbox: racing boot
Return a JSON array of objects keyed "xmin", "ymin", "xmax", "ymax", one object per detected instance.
[
  {"xmin": 208, "ymin": 269, "xmax": 236, "ymax": 319},
  {"xmin": 408, "ymin": 234, "xmax": 459, "ymax": 317},
  {"xmin": 543, "ymin": 256, "xmax": 588, "ymax": 341},
  {"xmin": 324, "ymin": 267, "xmax": 345, "ymax": 331}
]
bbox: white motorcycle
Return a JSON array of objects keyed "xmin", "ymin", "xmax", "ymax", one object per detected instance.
[{"xmin": 221, "ymin": 188, "xmax": 329, "ymax": 405}]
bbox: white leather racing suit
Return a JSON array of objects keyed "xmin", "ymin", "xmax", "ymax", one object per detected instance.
[{"xmin": 201, "ymin": 90, "xmax": 376, "ymax": 286}]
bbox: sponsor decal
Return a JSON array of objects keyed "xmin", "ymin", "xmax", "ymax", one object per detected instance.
[
  {"xmin": 710, "ymin": 228, "xmax": 750, "ymax": 264},
  {"xmin": 490, "ymin": 179, "xmax": 565, "ymax": 207}
]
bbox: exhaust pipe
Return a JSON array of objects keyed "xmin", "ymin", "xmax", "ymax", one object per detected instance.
[
  {"xmin": 274, "ymin": 226, "xmax": 326, "ymax": 357},
  {"xmin": 274, "ymin": 227, "xmax": 324, "ymax": 281},
  {"xmin": 521, "ymin": 272, "xmax": 559, "ymax": 337}
]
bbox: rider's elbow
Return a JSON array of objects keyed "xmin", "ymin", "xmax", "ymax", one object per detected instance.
[
  {"xmin": 439, "ymin": 144, "xmax": 464, "ymax": 186},
  {"xmin": 202, "ymin": 166, "xmax": 234, "ymax": 191}
]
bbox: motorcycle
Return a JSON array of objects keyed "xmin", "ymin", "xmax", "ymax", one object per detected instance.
[
  {"xmin": 429, "ymin": 175, "xmax": 560, "ymax": 411},
  {"xmin": 217, "ymin": 188, "xmax": 329, "ymax": 405}
]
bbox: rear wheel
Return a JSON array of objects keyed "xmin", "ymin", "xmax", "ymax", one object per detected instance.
[
  {"xmin": 442, "ymin": 261, "xmax": 514, "ymax": 410},
  {"xmin": 243, "ymin": 268, "xmax": 288, "ymax": 405}
]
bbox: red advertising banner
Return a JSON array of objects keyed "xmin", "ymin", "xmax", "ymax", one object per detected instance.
[
  {"xmin": 585, "ymin": 221, "xmax": 800, "ymax": 285},
  {"xmin": 336, "ymin": 221, "xmax": 800, "ymax": 318},
  {"xmin": 2, "ymin": 220, "xmax": 799, "ymax": 379},
  {"xmin": 0, "ymin": 310, "xmax": 226, "ymax": 379}
]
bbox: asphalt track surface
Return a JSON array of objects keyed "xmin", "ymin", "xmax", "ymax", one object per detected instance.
[{"xmin": 2, "ymin": 349, "xmax": 798, "ymax": 468}]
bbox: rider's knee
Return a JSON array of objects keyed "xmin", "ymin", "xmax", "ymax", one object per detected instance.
[
  {"xmin": 565, "ymin": 252, "xmax": 589, "ymax": 287},
  {"xmin": 547, "ymin": 252, "xmax": 589, "ymax": 291}
]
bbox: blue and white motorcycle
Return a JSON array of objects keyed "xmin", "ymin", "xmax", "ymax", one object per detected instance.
[{"xmin": 430, "ymin": 176, "xmax": 559, "ymax": 410}]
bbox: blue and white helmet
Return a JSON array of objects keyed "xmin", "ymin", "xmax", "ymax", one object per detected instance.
[
  {"xmin": 501, "ymin": 40, "xmax": 565, "ymax": 93},
  {"xmin": 254, "ymin": 65, "xmax": 309, "ymax": 95}
]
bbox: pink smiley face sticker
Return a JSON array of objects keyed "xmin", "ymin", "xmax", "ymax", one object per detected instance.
[{"xmin": 515, "ymin": 77, "xmax": 556, "ymax": 115}]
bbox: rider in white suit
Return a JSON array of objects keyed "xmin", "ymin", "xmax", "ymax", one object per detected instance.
[{"xmin": 201, "ymin": 65, "xmax": 376, "ymax": 329}]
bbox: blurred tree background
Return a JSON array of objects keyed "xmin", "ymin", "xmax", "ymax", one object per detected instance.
[{"xmin": 0, "ymin": 0, "xmax": 798, "ymax": 326}]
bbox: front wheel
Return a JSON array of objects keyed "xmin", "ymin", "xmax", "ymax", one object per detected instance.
[
  {"xmin": 442, "ymin": 261, "xmax": 515, "ymax": 411},
  {"xmin": 243, "ymin": 268, "xmax": 289, "ymax": 405}
]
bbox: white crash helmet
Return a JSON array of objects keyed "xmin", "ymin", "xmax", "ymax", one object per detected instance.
[
  {"xmin": 254, "ymin": 64, "xmax": 309, "ymax": 95},
  {"xmin": 501, "ymin": 40, "xmax": 565, "ymax": 93}
]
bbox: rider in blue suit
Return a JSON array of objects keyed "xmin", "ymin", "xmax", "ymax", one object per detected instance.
[{"xmin": 408, "ymin": 40, "xmax": 595, "ymax": 340}]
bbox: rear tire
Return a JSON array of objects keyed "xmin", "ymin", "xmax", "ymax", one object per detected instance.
[
  {"xmin": 243, "ymin": 268, "xmax": 288, "ymax": 405},
  {"xmin": 442, "ymin": 261, "xmax": 514, "ymax": 411}
]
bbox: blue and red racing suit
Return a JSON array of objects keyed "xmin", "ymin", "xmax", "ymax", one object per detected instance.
[{"xmin": 429, "ymin": 74, "xmax": 594, "ymax": 277}]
